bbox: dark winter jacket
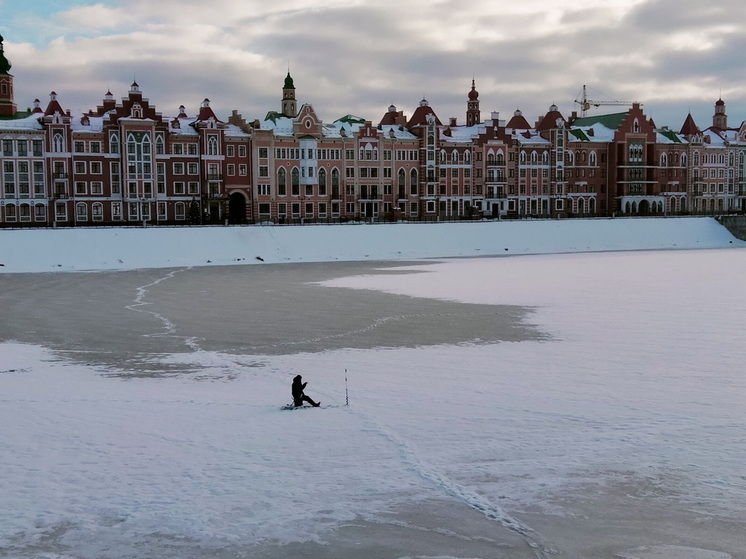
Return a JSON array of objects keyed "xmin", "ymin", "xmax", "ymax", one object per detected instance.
[{"xmin": 292, "ymin": 375, "xmax": 306, "ymax": 400}]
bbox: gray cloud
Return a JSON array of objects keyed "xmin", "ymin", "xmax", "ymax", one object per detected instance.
[{"xmin": 2, "ymin": 0, "xmax": 745, "ymax": 130}]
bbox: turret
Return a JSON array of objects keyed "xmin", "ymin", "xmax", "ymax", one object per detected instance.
[
  {"xmin": 466, "ymin": 79, "xmax": 480, "ymax": 127},
  {"xmin": 713, "ymin": 98, "xmax": 727, "ymax": 130},
  {"xmin": 0, "ymin": 34, "xmax": 17, "ymax": 116},
  {"xmin": 282, "ymin": 71, "xmax": 297, "ymax": 118}
]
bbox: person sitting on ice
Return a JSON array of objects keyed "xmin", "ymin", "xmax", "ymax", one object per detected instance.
[{"xmin": 292, "ymin": 374, "xmax": 320, "ymax": 407}]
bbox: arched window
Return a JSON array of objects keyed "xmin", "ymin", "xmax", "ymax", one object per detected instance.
[
  {"xmin": 175, "ymin": 202, "xmax": 186, "ymax": 220},
  {"xmin": 451, "ymin": 150, "xmax": 458, "ymax": 164},
  {"xmin": 278, "ymin": 168, "xmax": 287, "ymax": 196},
  {"xmin": 126, "ymin": 132, "xmax": 152, "ymax": 176},
  {"xmin": 207, "ymin": 136, "xmax": 219, "ymax": 156},
  {"xmin": 318, "ymin": 168, "xmax": 327, "ymax": 196},
  {"xmin": 53, "ymin": 132, "xmax": 64, "ymax": 153},
  {"xmin": 440, "ymin": 150, "xmax": 446, "ymax": 164},
  {"xmin": 589, "ymin": 151, "xmax": 597, "ymax": 167},
  {"xmin": 693, "ymin": 151, "xmax": 699, "ymax": 166},
  {"xmin": 155, "ymin": 135, "xmax": 165, "ymax": 155},
  {"xmin": 660, "ymin": 152, "xmax": 668, "ymax": 167},
  {"xmin": 410, "ymin": 168, "xmax": 418, "ymax": 195},
  {"xmin": 291, "ymin": 167, "xmax": 300, "ymax": 196},
  {"xmin": 76, "ymin": 202, "xmax": 88, "ymax": 221},
  {"xmin": 496, "ymin": 151, "xmax": 504, "ymax": 165},
  {"xmin": 92, "ymin": 202, "xmax": 104, "ymax": 221},
  {"xmin": 681, "ymin": 153, "xmax": 688, "ymax": 167},
  {"xmin": 464, "ymin": 151, "xmax": 471, "ymax": 163},
  {"xmin": 398, "ymin": 168, "xmax": 406, "ymax": 197},
  {"xmin": 487, "ymin": 151, "xmax": 496, "ymax": 165},
  {"xmin": 530, "ymin": 151, "xmax": 538, "ymax": 164},
  {"xmin": 520, "ymin": 151, "xmax": 527, "ymax": 164},
  {"xmin": 331, "ymin": 168, "xmax": 340, "ymax": 197},
  {"xmin": 110, "ymin": 133, "xmax": 120, "ymax": 154},
  {"xmin": 567, "ymin": 151, "xmax": 575, "ymax": 165}
]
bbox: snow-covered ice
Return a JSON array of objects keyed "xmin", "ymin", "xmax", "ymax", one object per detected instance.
[{"xmin": 1, "ymin": 218, "xmax": 745, "ymax": 558}]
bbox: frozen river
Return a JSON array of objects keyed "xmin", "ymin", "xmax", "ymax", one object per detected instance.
[{"xmin": 1, "ymin": 248, "xmax": 745, "ymax": 558}]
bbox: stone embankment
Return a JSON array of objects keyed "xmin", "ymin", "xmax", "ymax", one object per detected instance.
[{"xmin": 717, "ymin": 215, "xmax": 746, "ymax": 240}]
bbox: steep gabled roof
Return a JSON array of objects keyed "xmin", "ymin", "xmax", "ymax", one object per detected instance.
[
  {"xmin": 679, "ymin": 113, "xmax": 700, "ymax": 136},
  {"xmin": 44, "ymin": 92, "xmax": 66, "ymax": 116},
  {"xmin": 407, "ymin": 99, "xmax": 442, "ymax": 128},
  {"xmin": 536, "ymin": 105, "xmax": 567, "ymax": 131},
  {"xmin": 506, "ymin": 110, "xmax": 530, "ymax": 130}
]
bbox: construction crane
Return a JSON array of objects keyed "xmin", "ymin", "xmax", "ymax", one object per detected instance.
[{"xmin": 574, "ymin": 85, "xmax": 640, "ymax": 117}]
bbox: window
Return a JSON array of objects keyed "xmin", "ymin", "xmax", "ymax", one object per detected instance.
[
  {"xmin": 207, "ymin": 136, "xmax": 219, "ymax": 156},
  {"xmin": 90, "ymin": 162, "xmax": 102, "ymax": 174},
  {"xmin": 319, "ymin": 168, "xmax": 327, "ymax": 196},
  {"xmin": 259, "ymin": 148, "xmax": 268, "ymax": 158},
  {"xmin": 91, "ymin": 181, "xmax": 103, "ymax": 195},
  {"xmin": 227, "ymin": 145, "xmax": 235, "ymax": 157},
  {"xmin": 53, "ymin": 132, "xmax": 65, "ymax": 152},
  {"xmin": 291, "ymin": 168, "xmax": 300, "ymax": 196},
  {"xmin": 175, "ymin": 202, "xmax": 186, "ymax": 220},
  {"xmin": 278, "ymin": 168, "xmax": 287, "ymax": 195}
]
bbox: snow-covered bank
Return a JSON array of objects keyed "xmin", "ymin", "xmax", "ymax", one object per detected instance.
[{"xmin": 0, "ymin": 217, "xmax": 742, "ymax": 273}]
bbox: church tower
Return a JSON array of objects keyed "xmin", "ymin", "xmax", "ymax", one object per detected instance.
[
  {"xmin": 713, "ymin": 98, "xmax": 727, "ymax": 130},
  {"xmin": 0, "ymin": 35, "xmax": 17, "ymax": 117},
  {"xmin": 282, "ymin": 72, "xmax": 297, "ymax": 118},
  {"xmin": 466, "ymin": 79, "xmax": 480, "ymax": 127}
]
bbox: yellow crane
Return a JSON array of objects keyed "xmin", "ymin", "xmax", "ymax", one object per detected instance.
[{"xmin": 574, "ymin": 85, "xmax": 640, "ymax": 117}]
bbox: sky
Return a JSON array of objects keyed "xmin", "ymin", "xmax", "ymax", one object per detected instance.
[{"xmin": 1, "ymin": 0, "xmax": 745, "ymax": 131}]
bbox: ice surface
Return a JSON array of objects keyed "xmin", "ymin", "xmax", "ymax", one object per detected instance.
[{"xmin": 1, "ymin": 220, "xmax": 745, "ymax": 558}]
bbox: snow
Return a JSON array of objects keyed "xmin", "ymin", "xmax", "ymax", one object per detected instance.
[
  {"xmin": 0, "ymin": 216, "xmax": 741, "ymax": 273},
  {"xmin": 1, "ymin": 218, "xmax": 745, "ymax": 557}
]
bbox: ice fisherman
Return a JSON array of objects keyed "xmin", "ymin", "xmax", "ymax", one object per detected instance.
[{"xmin": 292, "ymin": 374, "xmax": 320, "ymax": 407}]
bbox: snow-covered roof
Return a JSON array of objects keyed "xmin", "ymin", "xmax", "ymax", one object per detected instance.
[
  {"xmin": 656, "ymin": 129, "xmax": 687, "ymax": 144},
  {"xmin": 0, "ymin": 114, "xmax": 43, "ymax": 132},
  {"xmin": 442, "ymin": 124, "xmax": 480, "ymax": 143},
  {"xmin": 569, "ymin": 123, "xmax": 616, "ymax": 143}
]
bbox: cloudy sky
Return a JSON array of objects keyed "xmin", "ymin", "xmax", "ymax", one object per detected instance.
[{"xmin": 2, "ymin": 0, "xmax": 745, "ymax": 131}]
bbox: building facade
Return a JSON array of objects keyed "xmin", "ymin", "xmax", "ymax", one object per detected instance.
[{"xmin": 1, "ymin": 35, "xmax": 745, "ymax": 228}]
